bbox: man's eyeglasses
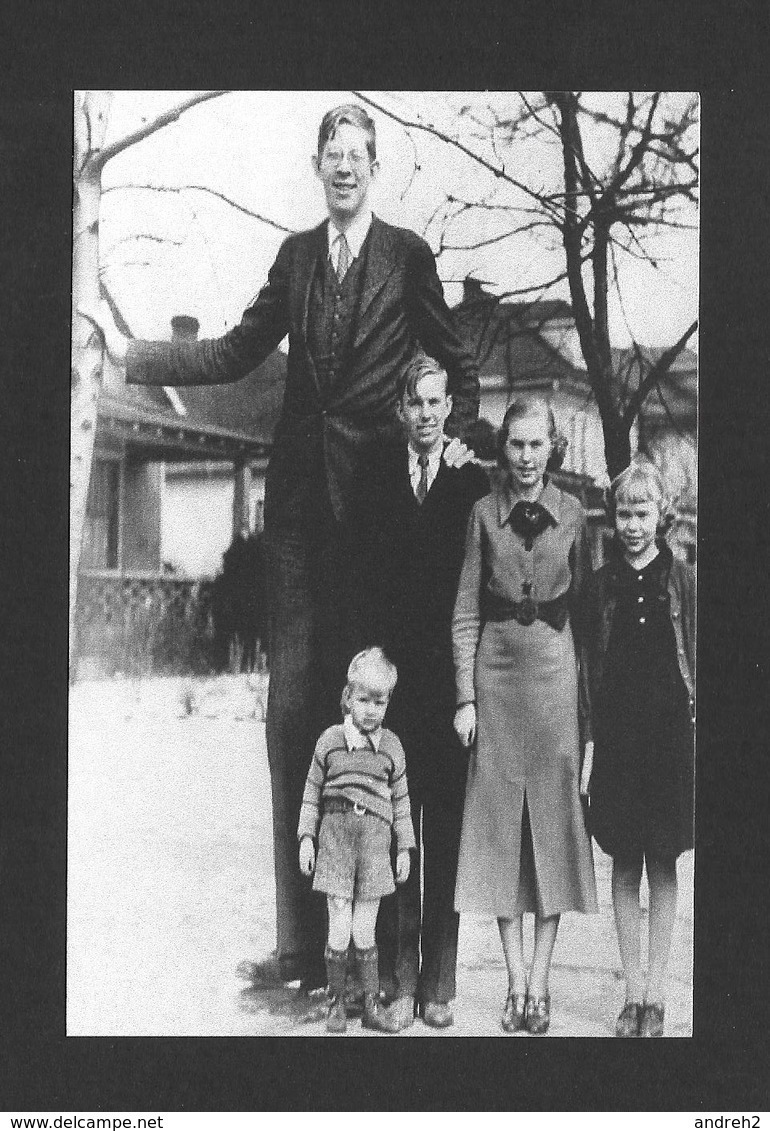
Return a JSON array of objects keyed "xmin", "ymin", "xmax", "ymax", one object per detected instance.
[{"xmin": 321, "ymin": 150, "xmax": 372, "ymax": 170}]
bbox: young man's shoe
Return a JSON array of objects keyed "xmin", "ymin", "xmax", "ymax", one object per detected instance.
[
  {"xmin": 382, "ymin": 995, "xmax": 415, "ymax": 1031},
  {"xmin": 362, "ymin": 993, "xmax": 400, "ymax": 1033},
  {"xmin": 420, "ymin": 1001, "xmax": 454, "ymax": 1029}
]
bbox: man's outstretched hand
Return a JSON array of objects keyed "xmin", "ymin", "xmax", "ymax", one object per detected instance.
[{"xmin": 78, "ymin": 301, "xmax": 130, "ymax": 367}]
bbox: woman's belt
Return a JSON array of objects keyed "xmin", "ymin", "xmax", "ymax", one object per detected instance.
[{"xmin": 482, "ymin": 591, "xmax": 569, "ymax": 630}]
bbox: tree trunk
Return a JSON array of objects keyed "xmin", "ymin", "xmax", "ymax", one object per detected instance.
[{"xmin": 70, "ymin": 91, "xmax": 113, "ymax": 668}]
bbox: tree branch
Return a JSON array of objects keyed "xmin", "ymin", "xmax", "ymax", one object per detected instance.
[
  {"xmin": 622, "ymin": 319, "xmax": 698, "ymax": 427},
  {"xmin": 352, "ymin": 90, "xmax": 563, "ymax": 222},
  {"xmin": 93, "ymin": 91, "xmax": 230, "ymax": 171},
  {"xmin": 102, "ymin": 182, "xmax": 296, "ymax": 232}
]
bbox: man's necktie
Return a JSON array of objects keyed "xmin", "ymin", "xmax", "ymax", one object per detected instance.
[
  {"xmin": 335, "ymin": 233, "xmax": 351, "ymax": 283},
  {"xmin": 416, "ymin": 454, "xmax": 430, "ymax": 504}
]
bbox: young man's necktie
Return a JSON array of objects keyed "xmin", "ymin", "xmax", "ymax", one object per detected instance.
[
  {"xmin": 415, "ymin": 454, "xmax": 430, "ymax": 504},
  {"xmin": 335, "ymin": 234, "xmax": 351, "ymax": 282}
]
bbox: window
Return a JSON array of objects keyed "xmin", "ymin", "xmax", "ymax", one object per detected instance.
[{"xmin": 81, "ymin": 459, "xmax": 120, "ymax": 569}]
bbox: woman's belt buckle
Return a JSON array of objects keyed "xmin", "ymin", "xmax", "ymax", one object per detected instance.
[
  {"xmin": 352, "ymin": 801, "xmax": 366, "ymax": 816},
  {"xmin": 517, "ymin": 595, "xmax": 538, "ymax": 626}
]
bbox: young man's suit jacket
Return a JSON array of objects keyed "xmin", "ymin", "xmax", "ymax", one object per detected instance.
[
  {"xmin": 127, "ymin": 217, "xmax": 479, "ymax": 528},
  {"xmin": 354, "ymin": 439, "xmax": 490, "ymax": 801}
]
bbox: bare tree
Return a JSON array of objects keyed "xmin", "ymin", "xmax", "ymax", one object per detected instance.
[
  {"xmin": 354, "ymin": 90, "xmax": 699, "ymax": 479},
  {"xmin": 71, "ymin": 90, "xmax": 299, "ymax": 662}
]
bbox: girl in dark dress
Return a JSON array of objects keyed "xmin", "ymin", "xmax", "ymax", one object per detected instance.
[{"xmin": 582, "ymin": 459, "xmax": 695, "ymax": 1037}]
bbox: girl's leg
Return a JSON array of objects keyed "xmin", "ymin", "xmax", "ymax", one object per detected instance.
[
  {"xmin": 529, "ymin": 914, "xmax": 560, "ymax": 1000},
  {"xmin": 612, "ymin": 854, "xmax": 645, "ymax": 1004},
  {"xmin": 498, "ymin": 916, "xmax": 527, "ymax": 993},
  {"xmin": 645, "ymin": 855, "xmax": 678, "ymax": 1004}
]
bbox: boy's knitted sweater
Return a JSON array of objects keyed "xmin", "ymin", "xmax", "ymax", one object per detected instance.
[{"xmin": 297, "ymin": 722, "xmax": 416, "ymax": 853}]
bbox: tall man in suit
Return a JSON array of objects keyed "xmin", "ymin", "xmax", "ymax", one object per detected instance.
[
  {"xmin": 354, "ymin": 353, "xmax": 489, "ymax": 1028},
  {"xmin": 89, "ymin": 104, "xmax": 479, "ymax": 994}
]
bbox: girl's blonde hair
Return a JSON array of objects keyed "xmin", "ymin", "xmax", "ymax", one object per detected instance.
[
  {"xmin": 340, "ymin": 646, "xmax": 398, "ymax": 714},
  {"xmin": 497, "ymin": 396, "xmax": 568, "ymax": 474},
  {"xmin": 609, "ymin": 457, "xmax": 676, "ymax": 536}
]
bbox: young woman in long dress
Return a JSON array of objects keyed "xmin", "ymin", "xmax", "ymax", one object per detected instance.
[{"xmin": 452, "ymin": 397, "xmax": 597, "ymax": 1035}]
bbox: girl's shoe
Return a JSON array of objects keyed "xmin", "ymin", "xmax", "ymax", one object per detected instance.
[
  {"xmin": 639, "ymin": 1002, "xmax": 665, "ymax": 1037},
  {"xmin": 501, "ymin": 990, "xmax": 528, "ymax": 1033},
  {"xmin": 615, "ymin": 1001, "xmax": 642, "ymax": 1037},
  {"xmin": 525, "ymin": 993, "xmax": 551, "ymax": 1035}
]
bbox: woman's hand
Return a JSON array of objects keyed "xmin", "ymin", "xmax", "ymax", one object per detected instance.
[
  {"xmin": 395, "ymin": 850, "xmax": 411, "ymax": 884},
  {"xmin": 298, "ymin": 836, "xmax": 316, "ymax": 876},
  {"xmin": 454, "ymin": 703, "xmax": 477, "ymax": 747},
  {"xmin": 579, "ymin": 740, "xmax": 594, "ymax": 797},
  {"xmin": 78, "ymin": 300, "xmax": 130, "ymax": 367}
]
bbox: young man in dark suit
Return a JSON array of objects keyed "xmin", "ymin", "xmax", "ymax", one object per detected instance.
[
  {"xmin": 353, "ymin": 353, "xmax": 489, "ymax": 1028},
  {"xmin": 87, "ymin": 104, "xmax": 479, "ymax": 997}
]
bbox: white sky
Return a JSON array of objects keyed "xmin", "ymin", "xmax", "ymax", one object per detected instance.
[{"xmin": 97, "ymin": 91, "xmax": 699, "ymax": 350}]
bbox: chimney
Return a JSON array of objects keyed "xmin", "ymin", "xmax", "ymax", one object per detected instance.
[
  {"xmin": 170, "ymin": 315, "xmax": 200, "ymax": 341},
  {"xmin": 462, "ymin": 276, "xmax": 485, "ymax": 305}
]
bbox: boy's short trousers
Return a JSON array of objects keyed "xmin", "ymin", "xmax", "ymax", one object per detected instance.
[{"xmin": 313, "ymin": 806, "xmax": 395, "ymax": 901}]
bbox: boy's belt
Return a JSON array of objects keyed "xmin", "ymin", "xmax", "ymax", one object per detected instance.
[
  {"xmin": 483, "ymin": 591, "xmax": 569, "ymax": 630},
  {"xmin": 323, "ymin": 796, "xmax": 379, "ymax": 819}
]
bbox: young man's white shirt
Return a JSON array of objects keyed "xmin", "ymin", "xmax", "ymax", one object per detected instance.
[
  {"xmin": 327, "ymin": 208, "xmax": 373, "ymax": 272},
  {"xmin": 407, "ymin": 442, "xmax": 443, "ymax": 499}
]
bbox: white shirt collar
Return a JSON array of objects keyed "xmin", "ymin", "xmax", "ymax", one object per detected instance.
[
  {"xmin": 327, "ymin": 209, "xmax": 373, "ymax": 261},
  {"xmin": 408, "ymin": 440, "xmax": 444, "ymax": 496},
  {"xmin": 343, "ymin": 713, "xmax": 382, "ymax": 752}
]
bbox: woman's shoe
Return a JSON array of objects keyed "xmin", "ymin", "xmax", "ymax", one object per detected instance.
[
  {"xmin": 639, "ymin": 1002, "xmax": 665, "ymax": 1037},
  {"xmin": 525, "ymin": 993, "xmax": 551, "ymax": 1035},
  {"xmin": 615, "ymin": 1001, "xmax": 642, "ymax": 1037},
  {"xmin": 501, "ymin": 990, "xmax": 528, "ymax": 1033}
]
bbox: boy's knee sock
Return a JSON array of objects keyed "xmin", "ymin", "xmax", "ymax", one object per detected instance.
[
  {"xmin": 325, "ymin": 946, "xmax": 348, "ymax": 999},
  {"xmin": 355, "ymin": 945, "xmax": 380, "ymax": 997}
]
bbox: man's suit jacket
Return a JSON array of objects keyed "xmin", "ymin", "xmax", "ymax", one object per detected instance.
[
  {"xmin": 127, "ymin": 216, "xmax": 479, "ymax": 528},
  {"xmin": 353, "ymin": 439, "xmax": 489, "ymax": 794}
]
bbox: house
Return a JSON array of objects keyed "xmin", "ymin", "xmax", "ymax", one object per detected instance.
[
  {"xmin": 73, "ymin": 312, "xmax": 286, "ymax": 678},
  {"xmin": 158, "ymin": 316, "xmax": 287, "ymax": 578}
]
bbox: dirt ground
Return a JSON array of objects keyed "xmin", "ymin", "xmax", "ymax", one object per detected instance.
[{"xmin": 67, "ymin": 676, "xmax": 693, "ymax": 1037}]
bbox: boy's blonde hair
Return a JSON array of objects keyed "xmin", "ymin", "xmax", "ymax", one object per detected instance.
[
  {"xmin": 610, "ymin": 457, "xmax": 676, "ymax": 535},
  {"xmin": 341, "ymin": 646, "xmax": 398, "ymax": 713}
]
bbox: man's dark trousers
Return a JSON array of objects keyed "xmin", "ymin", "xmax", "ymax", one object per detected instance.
[{"xmin": 363, "ymin": 446, "xmax": 489, "ymax": 1005}]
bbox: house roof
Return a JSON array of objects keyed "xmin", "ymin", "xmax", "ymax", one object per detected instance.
[
  {"xmin": 452, "ymin": 283, "xmax": 588, "ymax": 392},
  {"xmin": 96, "ymin": 290, "xmax": 287, "ymax": 460}
]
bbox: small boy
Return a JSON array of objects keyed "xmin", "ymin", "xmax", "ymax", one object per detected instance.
[{"xmin": 298, "ymin": 647, "xmax": 415, "ymax": 1033}]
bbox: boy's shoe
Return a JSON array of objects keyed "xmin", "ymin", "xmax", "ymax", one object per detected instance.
[
  {"xmin": 383, "ymin": 995, "xmax": 415, "ymax": 1031},
  {"xmin": 362, "ymin": 993, "xmax": 400, "ymax": 1033},
  {"xmin": 326, "ymin": 994, "xmax": 347, "ymax": 1034},
  {"xmin": 639, "ymin": 1002, "xmax": 665, "ymax": 1037},
  {"xmin": 615, "ymin": 1001, "xmax": 642, "ymax": 1037},
  {"xmin": 420, "ymin": 1001, "xmax": 454, "ymax": 1029}
]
